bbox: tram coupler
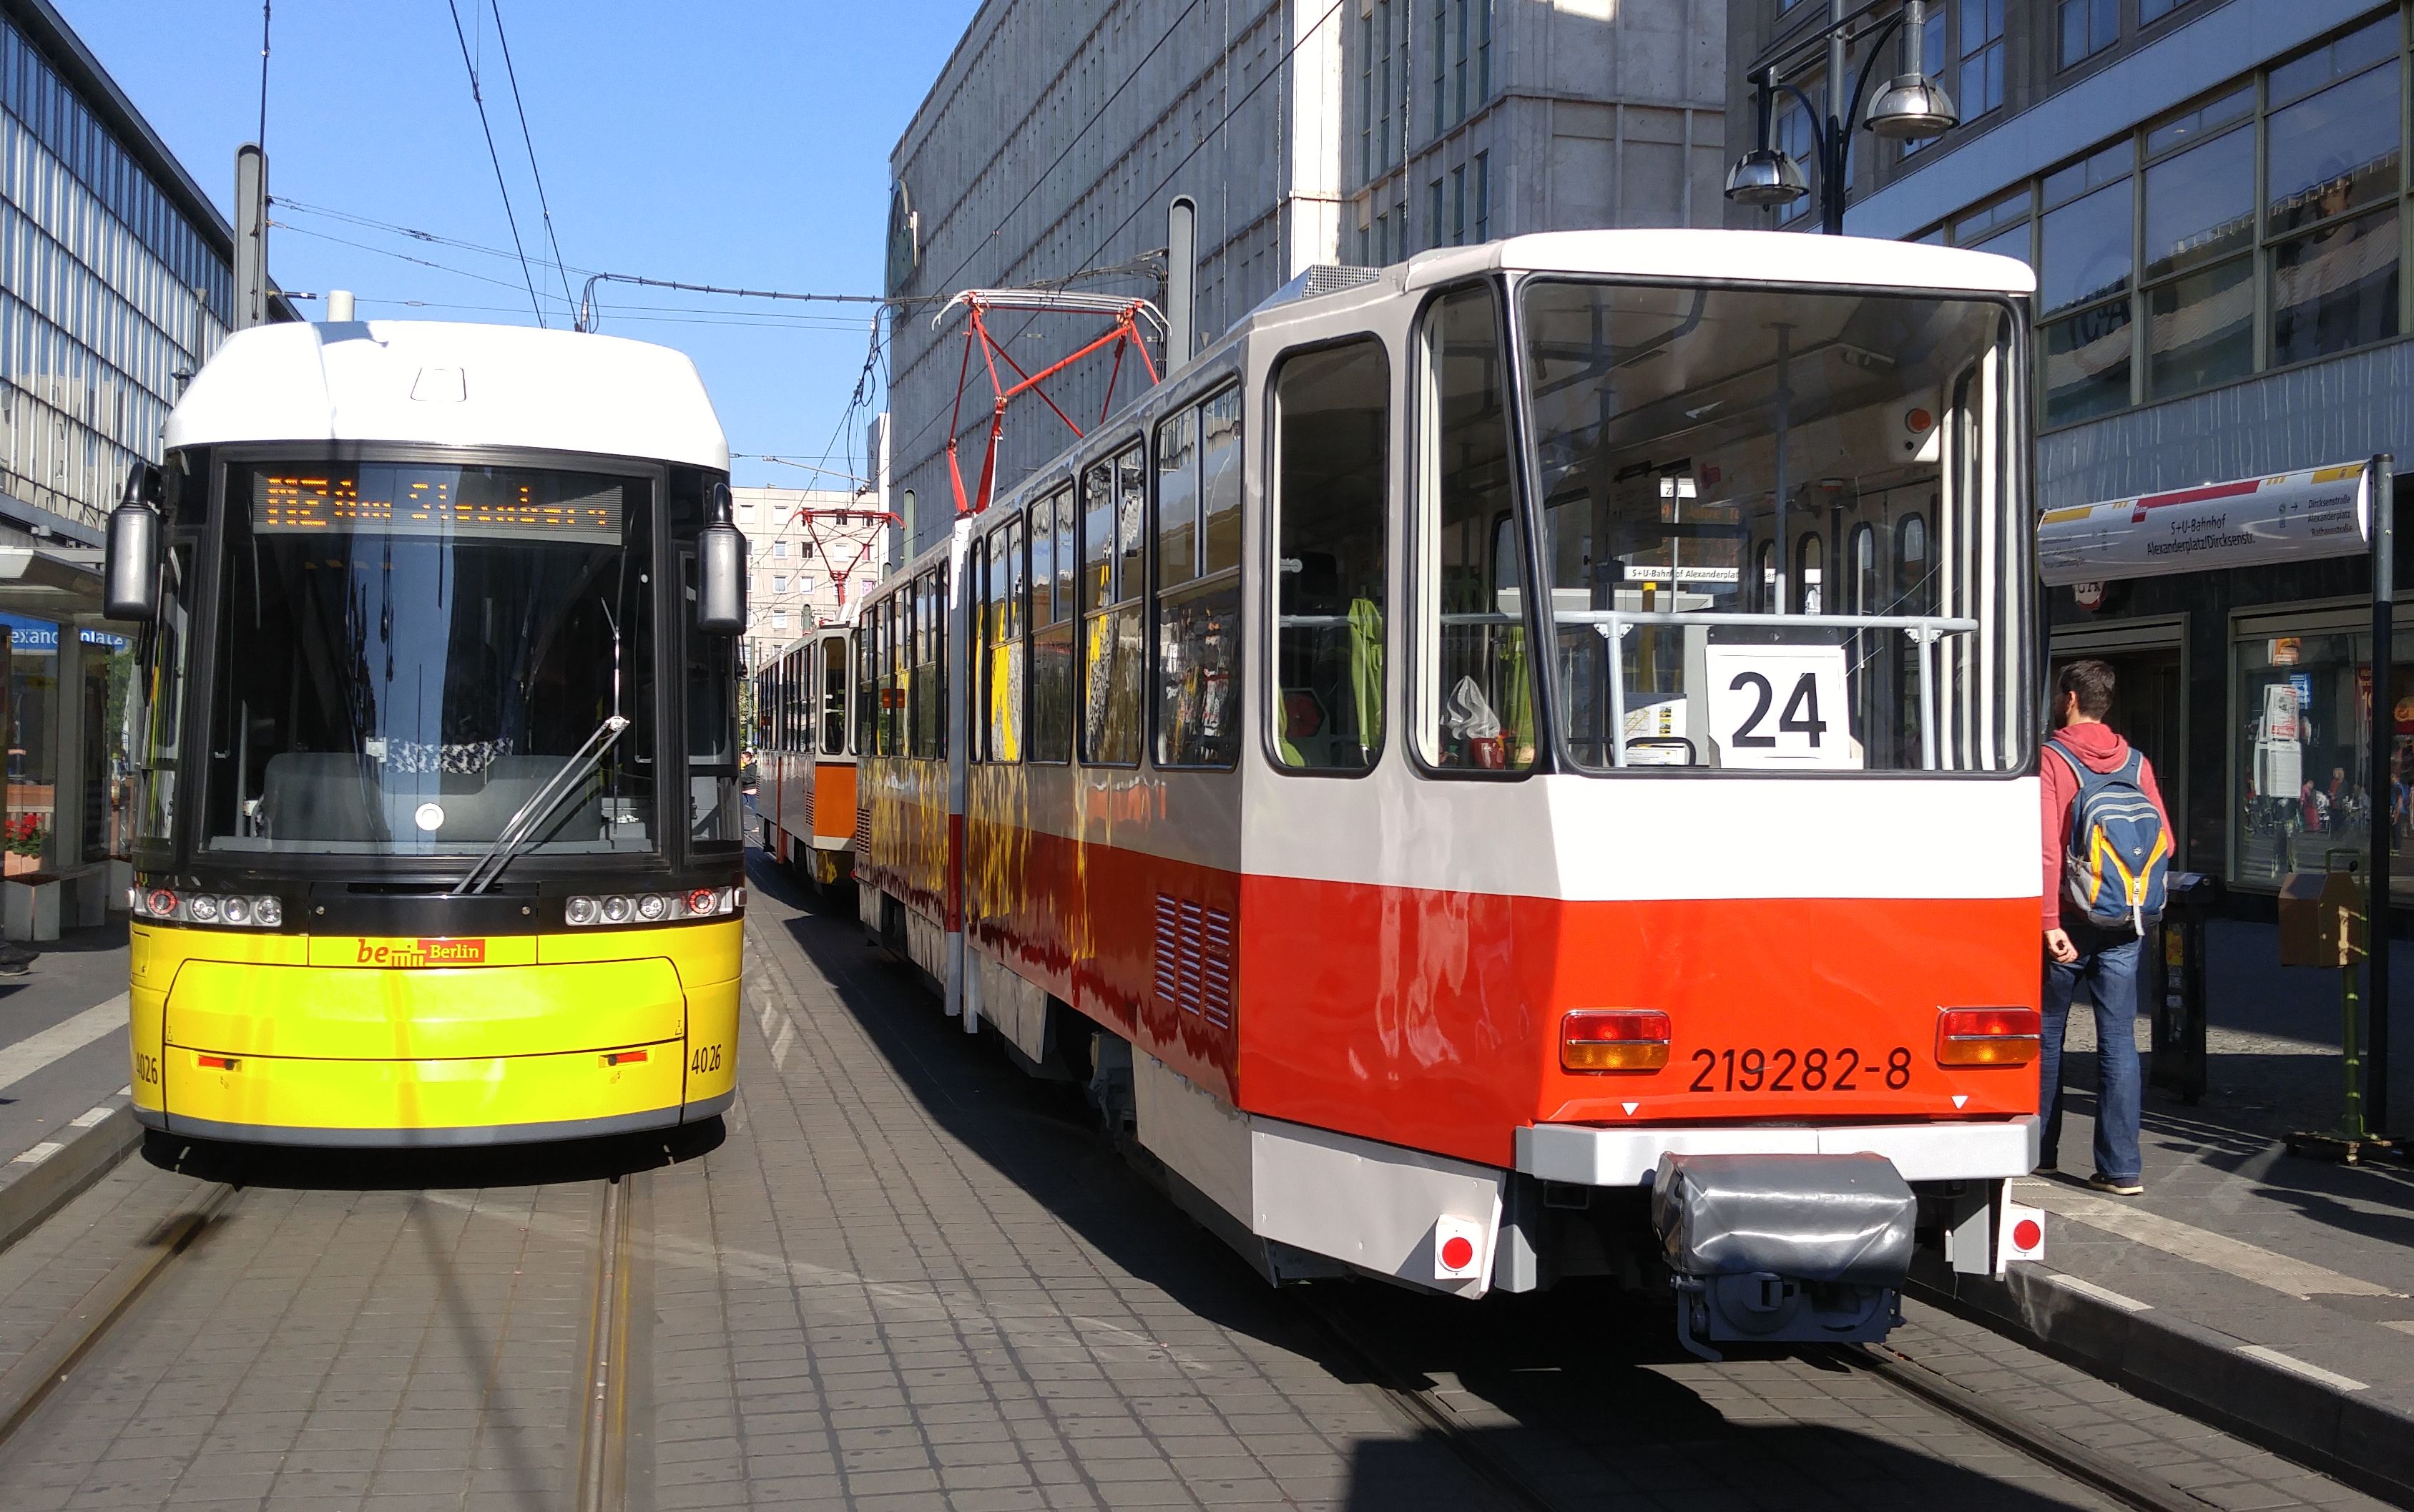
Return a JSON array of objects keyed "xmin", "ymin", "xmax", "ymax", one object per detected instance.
[{"xmin": 1652, "ymin": 1151, "xmax": 1917, "ymax": 1362}]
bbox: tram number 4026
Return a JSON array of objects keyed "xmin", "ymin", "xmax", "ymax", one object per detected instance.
[
  {"xmin": 1691, "ymin": 1046, "xmax": 1913, "ymax": 1093},
  {"xmin": 689, "ymin": 1044, "xmax": 724, "ymax": 1076}
]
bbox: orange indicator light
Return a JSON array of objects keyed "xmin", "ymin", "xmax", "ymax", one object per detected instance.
[
  {"xmin": 1936, "ymin": 1007, "xmax": 2041, "ymax": 1066},
  {"xmin": 602, "ymin": 1050, "xmax": 649, "ymax": 1066},
  {"xmin": 1560, "ymin": 1011, "xmax": 1672, "ymax": 1073},
  {"xmin": 197, "ymin": 1055, "xmax": 238, "ymax": 1070}
]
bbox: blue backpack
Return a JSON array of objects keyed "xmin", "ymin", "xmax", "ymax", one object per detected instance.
[{"xmin": 2047, "ymin": 737, "xmax": 2171, "ymax": 935}]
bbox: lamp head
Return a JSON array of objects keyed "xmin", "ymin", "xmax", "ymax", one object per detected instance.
[{"xmin": 1724, "ymin": 147, "xmax": 1810, "ymax": 208}]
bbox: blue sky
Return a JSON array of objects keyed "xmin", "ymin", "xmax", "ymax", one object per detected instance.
[{"xmin": 53, "ymin": 1, "xmax": 978, "ymax": 489}]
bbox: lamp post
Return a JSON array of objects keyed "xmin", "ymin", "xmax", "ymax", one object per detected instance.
[{"xmin": 1726, "ymin": 0, "xmax": 1959, "ymax": 235}]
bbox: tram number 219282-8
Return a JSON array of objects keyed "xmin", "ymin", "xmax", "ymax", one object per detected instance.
[
  {"xmin": 1692, "ymin": 1045, "xmax": 1913, "ymax": 1093},
  {"xmin": 1702, "ymin": 645, "xmax": 1857, "ymax": 770}
]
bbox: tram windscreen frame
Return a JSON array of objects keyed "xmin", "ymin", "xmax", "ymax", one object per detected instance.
[
  {"xmin": 200, "ymin": 461, "xmax": 660, "ymax": 857},
  {"xmin": 1512, "ymin": 278, "xmax": 2029, "ymax": 775}
]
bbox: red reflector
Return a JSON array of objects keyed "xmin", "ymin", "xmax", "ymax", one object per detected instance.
[
  {"xmin": 1937, "ymin": 1007, "xmax": 2041, "ymax": 1066},
  {"xmin": 197, "ymin": 1055, "xmax": 237, "ymax": 1070},
  {"xmin": 2013, "ymin": 1218, "xmax": 2043, "ymax": 1251},
  {"xmin": 1439, "ymin": 1234, "xmax": 1476, "ymax": 1271},
  {"xmin": 603, "ymin": 1050, "xmax": 648, "ymax": 1066}
]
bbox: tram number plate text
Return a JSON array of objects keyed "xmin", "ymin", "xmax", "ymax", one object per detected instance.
[
  {"xmin": 689, "ymin": 1044, "xmax": 724, "ymax": 1075},
  {"xmin": 1689, "ymin": 1046, "xmax": 1911, "ymax": 1092},
  {"xmin": 133, "ymin": 1051, "xmax": 160, "ymax": 1086},
  {"xmin": 1702, "ymin": 645, "xmax": 1858, "ymax": 770}
]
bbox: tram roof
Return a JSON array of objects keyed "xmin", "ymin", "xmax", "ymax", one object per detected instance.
[
  {"xmin": 1403, "ymin": 230, "xmax": 2036, "ymax": 298},
  {"xmin": 163, "ymin": 320, "xmax": 730, "ymax": 471}
]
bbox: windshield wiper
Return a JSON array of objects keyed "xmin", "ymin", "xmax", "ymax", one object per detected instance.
[{"xmin": 451, "ymin": 714, "xmax": 629, "ymax": 897}]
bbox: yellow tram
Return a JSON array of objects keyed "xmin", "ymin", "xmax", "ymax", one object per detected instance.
[{"xmin": 106, "ymin": 320, "xmax": 749, "ymax": 1144}]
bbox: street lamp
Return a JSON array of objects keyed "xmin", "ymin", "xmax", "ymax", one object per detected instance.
[{"xmin": 1725, "ymin": 0, "xmax": 1958, "ymax": 236}]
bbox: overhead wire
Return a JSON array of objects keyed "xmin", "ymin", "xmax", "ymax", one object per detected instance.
[
  {"xmin": 443, "ymin": 0, "xmax": 546, "ymax": 325},
  {"xmin": 484, "ymin": 0, "xmax": 578, "ymax": 315}
]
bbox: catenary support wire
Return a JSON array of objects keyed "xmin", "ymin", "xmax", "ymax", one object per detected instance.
[{"xmin": 443, "ymin": 0, "xmax": 547, "ymax": 325}]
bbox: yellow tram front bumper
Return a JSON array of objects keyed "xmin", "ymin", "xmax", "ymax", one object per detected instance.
[{"xmin": 127, "ymin": 920, "xmax": 741, "ymax": 1147}]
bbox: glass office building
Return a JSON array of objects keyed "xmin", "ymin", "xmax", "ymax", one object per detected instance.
[{"xmin": 0, "ymin": 0, "xmax": 231, "ymax": 539}]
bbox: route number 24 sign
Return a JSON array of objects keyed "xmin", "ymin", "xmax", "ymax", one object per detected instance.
[{"xmin": 1702, "ymin": 644, "xmax": 1859, "ymax": 770}]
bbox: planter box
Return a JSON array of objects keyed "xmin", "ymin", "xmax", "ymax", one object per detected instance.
[{"xmin": 4, "ymin": 875, "xmax": 59, "ymax": 943}]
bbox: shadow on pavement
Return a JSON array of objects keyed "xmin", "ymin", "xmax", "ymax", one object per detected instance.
[{"xmin": 137, "ymin": 1115, "xmax": 725, "ymax": 1190}]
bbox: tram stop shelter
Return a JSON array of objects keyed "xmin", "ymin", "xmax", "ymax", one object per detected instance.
[
  {"xmin": 2038, "ymin": 458, "xmax": 2414, "ymax": 1134},
  {"xmin": 0, "ymin": 515, "xmax": 133, "ymax": 941}
]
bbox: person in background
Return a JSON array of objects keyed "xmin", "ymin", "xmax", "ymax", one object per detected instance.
[{"xmin": 2041, "ymin": 659, "xmax": 2172, "ymax": 1197}]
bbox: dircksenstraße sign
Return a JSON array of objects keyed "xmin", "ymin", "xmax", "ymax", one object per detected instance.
[{"xmin": 2037, "ymin": 463, "xmax": 2370, "ymax": 587}]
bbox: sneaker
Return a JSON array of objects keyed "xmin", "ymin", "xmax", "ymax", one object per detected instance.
[
  {"xmin": 2033, "ymin": 1162, "xmax": 2059, "ymax": 1177},
  {"xmin": 2087, "ymin": 1173, "xmax": 2144, "ymax": 1196}
]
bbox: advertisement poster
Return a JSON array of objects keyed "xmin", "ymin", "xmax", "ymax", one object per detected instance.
[{"xmin": 2038, "ymin": 464, "xmax": 2368, "ymax": 586}]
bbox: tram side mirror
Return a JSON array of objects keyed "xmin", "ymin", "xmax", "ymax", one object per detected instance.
[
  {"xmin": 697, "ymin": 481, "xmax": 746, "ymax": 635},
  {"xmin": 104, "ymin": 462, "xmax": 164, "ymax": 621}
]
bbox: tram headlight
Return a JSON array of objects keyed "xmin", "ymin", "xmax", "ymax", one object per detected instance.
[
  {"xmin": 564, "ymin": 888, "xmax": 742, "ymax": 926},
  {"xmin": 221, "ymin": 896, "xmax": 251, "ymax": 925},
  {"xmin": 637, "ymin": 893, "xmax": 669, "ymax": 922},
  {"xmin": 566, "ymin": 895, "xmax": 600, "ymax": 926},
  {"xmin": 254, "ymin": 896, "xmax": 283, "ymax": 928},
  {"xmin": 187, "ymin": 895, "xmax": 220, "ymax": 923},
  {"xmin": 132, "ymin": 890, "xmax": 283, "ymax": 928},
  {"xmin": 601, "ymin": 895, "xmax": 635, "ymax": 924}
]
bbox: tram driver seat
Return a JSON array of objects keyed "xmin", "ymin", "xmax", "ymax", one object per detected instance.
[{"xmin": 259, "ymin": 752, "xmax": 385, "ymax": 843}]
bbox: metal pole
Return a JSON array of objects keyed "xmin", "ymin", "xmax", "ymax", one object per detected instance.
[
  {"xmin": 1824, "ymin": 0, "xmax": 1848, "ymax": 236},
  {"xmin": 1166, "ymin": 197, "xmax": 1197, "ymax": 375},
  {"xmin": 232, "ymin": 144, "xmax": 268, "ymax": 330},
  {"xmin": 2368, "ymin": 453, "xmax": 2395, "ymax": 1134}
]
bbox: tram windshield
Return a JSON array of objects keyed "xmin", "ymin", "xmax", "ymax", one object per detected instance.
[
  {"xmin": 1515, "ymin": 280, "xmax": 2027, "ymax": 775},
  {"xmin": 201, "ymin": 462, "xmax": 657, "ymax": 857}
]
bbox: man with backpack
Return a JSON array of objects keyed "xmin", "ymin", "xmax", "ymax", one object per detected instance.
[{"xmin": 2041, "ymin": 659, "xmax": 2174, "ymax": 1197}]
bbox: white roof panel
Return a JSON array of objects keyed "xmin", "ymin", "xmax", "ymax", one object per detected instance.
[
  {"xmin": 164, "ymin": 320, "xmax": 730, "ymax": 470},
  {"xmin": 1403, "ymin": 229, "xmax": 2037, "ymax": 298}
]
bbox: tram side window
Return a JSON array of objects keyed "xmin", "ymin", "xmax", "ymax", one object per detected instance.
[
  {"xmin": 1154, "ymin": 386, "xmax": 1242, "ymax": 768},
  {"xmin": 988, "ymin": 521, "xmax": 1024, "ymax": 763},
  {"xmin": 1272, "ymin": 339, "xmax": 1390, "ymax": 772},
  {"xmin": 913, "ymin": 567, "xmax": 947, "ymax": 760},
  {"xmin": 130, "ymin": 536, "xmax": 195, "ymax": 845},
  {"xmin": 821, "ymin": 636, "xmax": 848, "ymax": 755},
  {"xmin": 1029, "ymin": 489, "xmax": 1074, "ymax": 764},
  {"xmin": 684, "ymin": 549, "xmax": 742, "ymax": 850},
  {"xmin": 1415, "ymin": 283, "xmax": 1535, "ymax": 774},
  {"xmin": 1081, "ymin": 445, "xmax": 1145, "ymax": 766},
  {"xmin": 875, "ymin": 595, "xmax": 896, "ymax": 757},
  {"xmin": 855, "ymin": 622, "xmax": 875, "ymax": 757}
]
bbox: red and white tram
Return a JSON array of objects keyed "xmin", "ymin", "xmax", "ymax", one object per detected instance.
[
  {"xmin": 755, "ymin": 626, "xmax": 859, "ymax": 889},
  {"xmin": 853, "ymin": 230, "xmax": 2042, "ymax": 1351}
]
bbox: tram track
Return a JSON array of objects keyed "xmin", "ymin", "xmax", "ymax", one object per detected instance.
[
  {"xmin": 574, "ymin": 1169, "xmax": 641, "ymax": 1512},
  {"xmin": 1307, "ymin": 1289, "xmax": 2224, "ymax": 1512},
  {"xmin": 0, "ymin": 1179, "xmax": 235, "ymax": 1450}
]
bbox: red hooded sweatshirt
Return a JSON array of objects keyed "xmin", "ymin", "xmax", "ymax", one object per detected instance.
[{"xmin": 2041, "ymin": 722, "xmax": 2172, "ymax": 928}]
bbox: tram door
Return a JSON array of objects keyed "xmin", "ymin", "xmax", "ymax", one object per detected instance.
[{"xmin": 2051, "ymin": 644, "xmax": 2184, "ymax": 867}]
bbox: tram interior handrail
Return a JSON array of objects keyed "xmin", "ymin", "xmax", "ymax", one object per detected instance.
[{"xmin": 452, "ymin": 714, "xmax": 630, "ymax": 896}]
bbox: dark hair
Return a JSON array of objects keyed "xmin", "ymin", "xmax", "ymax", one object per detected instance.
[{"xmin": 2058, "ymin": 659, "xmax": 2116, "ymax": 720}]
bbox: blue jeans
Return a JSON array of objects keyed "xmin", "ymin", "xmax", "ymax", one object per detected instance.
[{"xmin": 2041, "ymin": 923, "xmax": 2144, "ymax": 1184}]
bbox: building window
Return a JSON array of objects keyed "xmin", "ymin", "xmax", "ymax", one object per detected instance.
[
  {"xmin": 1476, "ymin": 0, "xmax": 1491, "ymax": 104},
  {"xmin": 1773, "ymin": 92, "xmax": 1817, "ymax": 226},
  {"xmin": 2057, "ymin": 0, "xmax": 2118, "ymax": 69},
  {"xmin": 2267, "ymin": 20, "xmax": 2401, "ymax": 367},
  {"xmin": 773, "ymin": 574, "xmax": 789, "ymax": 594},
  {"xmin": 800, "ymin": 573, "xmax": 815, "ymax": 593},
  {"xmin": 1961, "ymin": 0, "xmax": 2006, "ymax": 117},
  {"xmin": 2038, "ymin": 144, "xmax": 2134, "ymax": 426},
  {"xmin": 1451, "ymin": 165, "xmax": 1466, "ymax": 245},
  {"xmin": 1473, "ymin": 152, "xmax": 1491, "ymax": 241},
  {"xmin": 1953, "ymin": 185, "xmax": 2033, "ymax": 265},
  {"xmin": 2139, "ymin": 0, "xmax": 2200, "ymax": 24},
  {"xmin": 1452, "ymin": 0, "xmax": 1468, "ymax": 122},
  {"xmin": 2141, "ymin": 86, "xmax": 2254, "ymax": 398},
  {"xmin": 1431, "ymin": 178, "xmax": 1445, "ymax": 247},
  {"xmin": 772, "ymin": 540, "xmax": 788, "ymax": 559},
  {"xmin": 772, "ymin": 612, "xmax": 788, "ymax": 632},
  {"xmin": 1432, "ymin": 0, "xmax": 1448, "ymax": 135},
  {"xmin": 2232, "ymin": 619, "xmax": 2414, "ymax": 893}
]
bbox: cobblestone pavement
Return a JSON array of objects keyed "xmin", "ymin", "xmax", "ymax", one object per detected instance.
[{"xmin": 0, "ymin": 859, "xmax": 2390, "ymax": 1511}]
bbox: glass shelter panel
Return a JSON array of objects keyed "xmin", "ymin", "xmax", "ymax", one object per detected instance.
[{"xmin": 1517, "ymin": 281, "xmax": 2027, "ymax": 774}]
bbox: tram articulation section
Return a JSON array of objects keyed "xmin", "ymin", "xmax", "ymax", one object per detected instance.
[
  {"xmin": 826, "ymin": 230, "xmax": 2045, "ymax": 1355},
  {"xmin": 101, "ymin": 319, "xmax": 750, "ymax": 1147}
]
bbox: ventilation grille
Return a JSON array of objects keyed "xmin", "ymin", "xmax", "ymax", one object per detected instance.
[
  {"xmin": 1154, "ymin": 893, "xmax": 1235, "ymax": 1030},
  {"xmin": 851, "ymin": 806, "xmax": 870, "ymax": 855}
]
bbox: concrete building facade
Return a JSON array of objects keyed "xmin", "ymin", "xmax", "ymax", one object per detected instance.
[
  {"xmin": 884, "ymin": 0, "xmax": 1728, "ymax": 558},
  {"xmin": 735, "ymin": 486, "xmax": 893, "ymax": 669}
]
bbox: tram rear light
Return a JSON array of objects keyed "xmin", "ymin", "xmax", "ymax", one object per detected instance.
[
  {"xmin": 1937, "ymin": 1007, "xmax": 2041, "ymax": 1066},
  {"xmin": 603, "ymin": 1049, "xmax": 648, "ymax": 1066},
  {"xmin": 1561, "ymin": 1010, "xmax": 1672, "ymax": 1072},
  {"xmin": 144, "ymin": 888, "xmax": 177, "ymax": 917},
  {"xmin": 687, "ymin": 888, "xmax": 717, "ymax": 914},
  {"xmin": 197, "ymin": 1055, "xmax": 237, "ymax": 1070}
]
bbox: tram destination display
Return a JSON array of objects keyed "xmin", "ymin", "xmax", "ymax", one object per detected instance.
[
  {"xmin": 253, "ymin": 466, "xmax": 625, "ymax": 544},
  {"xmin": 2037, "ymin": 463, "xmax": 2368, "ymax": 586}
]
